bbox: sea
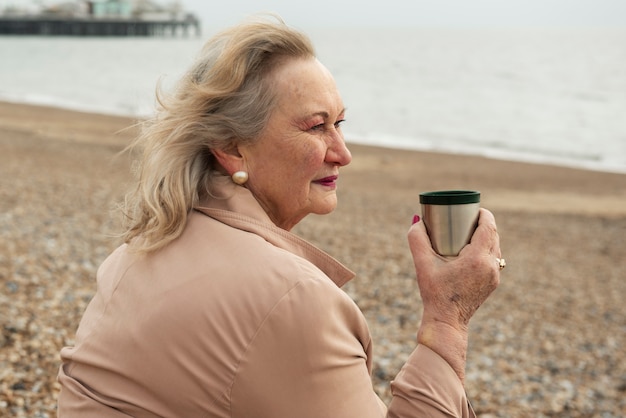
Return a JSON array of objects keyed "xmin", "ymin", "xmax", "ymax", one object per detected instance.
[{"xmin": 1, "ymin": 27, "xmax": 625, "ymax": 174}]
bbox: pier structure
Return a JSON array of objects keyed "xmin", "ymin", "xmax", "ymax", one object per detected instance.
[
  {"xmin": 0, "ymin": 16, "xmax": 200, "ymax": 37},
  {"xmin": 0, "ymin": 0, "xmax": 201, "ymax": 37}
]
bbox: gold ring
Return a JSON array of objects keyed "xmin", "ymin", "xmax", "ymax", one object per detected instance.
[{"xmin": 496, "ymin": 258, "xmax": 506, "ymax": 270}]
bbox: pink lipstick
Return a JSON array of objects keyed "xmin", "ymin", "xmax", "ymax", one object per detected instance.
[{"xmin": 314, "ymin": 175, "xmax": 338, "ymax": 188}]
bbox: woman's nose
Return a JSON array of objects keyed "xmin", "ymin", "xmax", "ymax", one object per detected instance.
[{"xmin": 326, "ymin": 131, "xmax": 352, "ymax": 166}]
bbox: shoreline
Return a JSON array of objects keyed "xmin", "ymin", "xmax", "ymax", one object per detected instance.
[
  {"xmin": 3, "ymin": 97, "xmax": 625, "ymax": 176},
  {"xmin": 1, "ymin": 99, "xmax": 625, "ymax": 416},
  {"xmin": 2, "ymin": 100, "xmax": 623, "ymax": 219}
]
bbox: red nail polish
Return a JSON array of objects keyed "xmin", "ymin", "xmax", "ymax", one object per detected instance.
[{"xmin": 412, "ymin": 215, "xmax": 420, "ymax": 225}]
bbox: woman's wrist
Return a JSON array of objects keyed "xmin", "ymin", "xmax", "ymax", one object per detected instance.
[{"xmin": 417, "ymin": 315, "xmax": 469, "ymax": 383}]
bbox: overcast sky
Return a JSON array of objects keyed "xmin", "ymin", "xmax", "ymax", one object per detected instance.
[{"xmin": 180, "ymin": 0, "xmax": 626, "ymax": 30}]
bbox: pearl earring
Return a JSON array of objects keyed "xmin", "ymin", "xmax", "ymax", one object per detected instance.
[{"xmin": 231, "ymin": 171, "xmax": 248, "ymax": 185}]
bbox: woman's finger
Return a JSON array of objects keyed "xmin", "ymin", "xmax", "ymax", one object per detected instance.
[
  {"xmin": 465, "ymin": 208, "xmax": 500, "ymax": 257},
  {"xmin": 407, "ymin": 216, "xmax": 439, "ymax": 266}
]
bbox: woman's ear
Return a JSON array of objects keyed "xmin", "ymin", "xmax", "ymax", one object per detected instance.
[{"xmin": 211, "ymin": 146, "xmax": 244, "ymax": 175}]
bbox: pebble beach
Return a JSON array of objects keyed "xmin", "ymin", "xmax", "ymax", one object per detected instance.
[{"xmin": 1, "ymin": 101, "xmax": 625, "ymax": 417}]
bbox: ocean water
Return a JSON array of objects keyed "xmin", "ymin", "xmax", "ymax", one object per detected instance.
[{"xmin": 1, "ymin": 27, "xmax": 625, "ymax": 174}]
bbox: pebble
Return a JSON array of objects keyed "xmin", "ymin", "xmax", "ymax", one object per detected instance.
[{"xmin": 1, "ymin": 129, "xmax": 625, "ymax": 417}]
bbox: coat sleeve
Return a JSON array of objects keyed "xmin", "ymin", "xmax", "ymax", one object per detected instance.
[
  {"xmin": 229, "ymin": 263, "xmax": 475, "ymax": 418},
  {"xmin": 388, "ymin": 345, "xmax": 476, "ymax": 417}
]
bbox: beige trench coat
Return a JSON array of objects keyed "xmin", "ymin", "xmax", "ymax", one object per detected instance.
[{"xmin": 58, "ymin": 177, "xmax": 474, "ymax": 417}]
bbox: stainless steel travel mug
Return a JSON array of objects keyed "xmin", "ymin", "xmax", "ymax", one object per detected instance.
[{"xmin": 419, "ymin": 190, "xmax": 480, "ymax": 256}]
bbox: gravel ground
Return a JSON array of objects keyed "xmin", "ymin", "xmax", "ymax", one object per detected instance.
[{"xmin": 1, "ymin": 103, "xmax": 625, "ymax": 417}]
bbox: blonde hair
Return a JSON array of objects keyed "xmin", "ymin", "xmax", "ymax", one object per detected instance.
[{"xmin": 121, "ymin": 16, "xmax": 315, "ymax": 253}]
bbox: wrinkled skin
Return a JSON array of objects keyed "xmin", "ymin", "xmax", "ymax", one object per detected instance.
[{"xmin": 409, "ymin": 208, "xmax": 501, "ymax": 382}]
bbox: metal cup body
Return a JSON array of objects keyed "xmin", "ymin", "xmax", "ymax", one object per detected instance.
[{"xmin": 419, "ymin": 190, "xmax": 481, "ymax": 257}]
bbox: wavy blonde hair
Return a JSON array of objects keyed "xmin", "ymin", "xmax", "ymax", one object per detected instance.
[{"xmin": 121, "ymin": 16, "xmax": 315, "ymax": 253}]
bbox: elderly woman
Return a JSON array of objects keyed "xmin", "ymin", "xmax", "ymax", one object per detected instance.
[{"xmin": 57, "ymin": 17, "xmax": 502, "ymax": 417}]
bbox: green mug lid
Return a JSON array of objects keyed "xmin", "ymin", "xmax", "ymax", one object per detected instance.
[{"xmin": 419, "ymin": 190, "xmax": 480, "ymax": 205}]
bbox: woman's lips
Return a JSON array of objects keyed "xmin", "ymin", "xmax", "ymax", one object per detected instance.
[{"xmin": 313, "ymin": 175, "xmax": 338, "ymax": 187}]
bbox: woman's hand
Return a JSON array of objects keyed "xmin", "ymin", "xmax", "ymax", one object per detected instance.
[{"xmin": 408, "ymin": 208, "xmax": 502, "ymax": 382}]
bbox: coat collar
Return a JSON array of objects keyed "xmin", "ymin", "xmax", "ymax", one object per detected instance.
[{"xmin": 194, "ymin": 176, "xmax": 355, "ymax": 288}]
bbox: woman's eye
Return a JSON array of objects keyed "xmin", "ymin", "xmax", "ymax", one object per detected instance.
[
  {"xmin": 309, "ymin": 119, "xmax": 346, "ymax": 131},
  {"xmin": 310, "ymin": 120, "xmax": 345, "ymax": 132}
]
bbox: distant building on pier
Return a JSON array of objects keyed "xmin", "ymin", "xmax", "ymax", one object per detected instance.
[{"xmin": 0, "ymin": 0, "xmax": 201, "ymax": 37}]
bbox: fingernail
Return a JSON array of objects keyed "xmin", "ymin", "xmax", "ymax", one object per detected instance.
[{"xmin": 412, "ymin": 214, "xmax": 420, "ymax": 225}]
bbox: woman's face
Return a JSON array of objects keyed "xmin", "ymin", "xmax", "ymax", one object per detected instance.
[{"xmin": 239, "ymin": 57, "xmax": 352, "ymax": 230}]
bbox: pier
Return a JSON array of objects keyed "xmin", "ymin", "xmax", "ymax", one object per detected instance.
[
  {"xmin": 0, "ymin": 1, "xmax": 201, "ymax": 37},
  {"xmin": 0, "ymin": 16, "xmax": 201, "ymax": 37}
]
